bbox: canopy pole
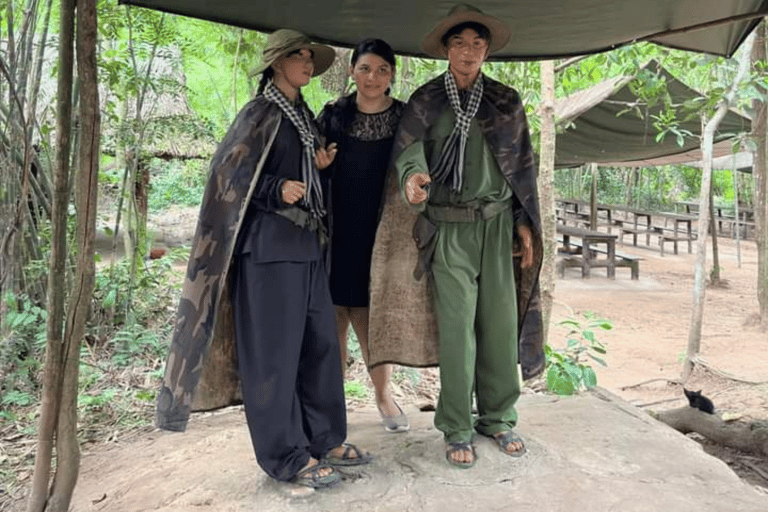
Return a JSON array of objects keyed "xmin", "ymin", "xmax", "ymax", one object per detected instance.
[{"xmin": 590, "ymin": 163, "xmax": 598, "ymax": 230}]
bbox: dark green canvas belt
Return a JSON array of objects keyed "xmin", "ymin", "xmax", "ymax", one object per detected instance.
[{"xmin": 425, "ymin": 200, "xmax": 512, "ymax": 223}]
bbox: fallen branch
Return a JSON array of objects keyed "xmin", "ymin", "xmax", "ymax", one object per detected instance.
[
  {"xmin": 687, "ymin": 356, "xmax": 768, "ymax": 385},
  {"xmin": 621, "ymin": 377, "xmax": 681, "ymax": 390},
  {"xmin": 742, "ymin": 460, "xmax": 768, "ymax": 483},
  {"xmin": 650, "ymin": 406, "xmax": 768, "ymax": 458}
]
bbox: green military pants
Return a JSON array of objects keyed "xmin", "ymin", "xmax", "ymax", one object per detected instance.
[{"xmin": 430, "ymin": 209, "xmax": 520, "ymax": 443}]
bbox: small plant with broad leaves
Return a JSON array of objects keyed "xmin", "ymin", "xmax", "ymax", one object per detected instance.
[{"xmin": 545, "ymin": 312, "xmax": 611, "ymax": 395}]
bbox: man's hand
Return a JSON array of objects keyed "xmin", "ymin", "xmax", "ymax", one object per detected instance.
[
  {"xmin": 405, "ymin": 173, "xmax": 431, "ymax": 204},
  {"xmin": 314, "ymin": 143, "xmax": 338, "ymax": 170},
  {"xmin": 281, "ymin": 180, "xmax": 306, "ymax": 205},
  {"xmin": 515, "ymin": 224, "xmax": 534, "ymax": 269}
]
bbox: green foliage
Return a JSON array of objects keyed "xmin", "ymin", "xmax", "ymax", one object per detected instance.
[
  {"xmin": 110, "ymin": 323, "xmax": 167, "ymax": 367},
  {"xmin": 92, "ymin": 254, "xmax": 182, "ymax": 328},
  {"xmin": 148, "ymin": 158, "xmax": 207, "ymax": 211},
  {"xmin": 2, "ymin": 292, "xmax": 48, "ymax": 348},
  {"xmin": 1, "ymin": 389, "xmax": 34, "ymax": 408},
  {"xmin": 545, "ymin": 312, "xmax": 610, "ymax": 395},
  {"xmin": 344, "ymin": 380, "xmax": 369, "ymax": 400}
]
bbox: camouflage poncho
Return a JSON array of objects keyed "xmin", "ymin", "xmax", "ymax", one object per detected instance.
[
  {"xmin": 156, "ymin": 96, "xmax": 320, "ymax": 431},
  {"xmin": 367, "ymin": 72, "xmax": 545, "ymax": 380}
]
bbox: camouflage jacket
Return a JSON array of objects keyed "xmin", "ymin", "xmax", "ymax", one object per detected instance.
[
  {"xmin": 156, "ymin": 96, "xmax": 321, "ymax": 431},
  {"xmin": 367, "ymin": 72, "xmax": 545, "ymax": 380}
]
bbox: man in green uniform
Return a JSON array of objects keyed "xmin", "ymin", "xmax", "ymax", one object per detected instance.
[{"xmin": 394, "ymin": 4, "xmax": 543, "ymax": 468}]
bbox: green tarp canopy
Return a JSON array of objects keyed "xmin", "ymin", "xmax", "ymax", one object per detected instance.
[
  {"xmin": 119, "ymin": 0, "xmax": 768, "ymax": 60},
  {"xmin": 554, "ymin": 61, "xmax": 752, "ymax": 169}
]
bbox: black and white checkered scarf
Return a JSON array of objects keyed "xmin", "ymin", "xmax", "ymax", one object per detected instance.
[
  {"xmin": 431, "ymin": 72, "xmax": 484, "ymax": 193},
  {"xmin": 264, "ymin": 81, "xmax": 325, "ymax": 218}
]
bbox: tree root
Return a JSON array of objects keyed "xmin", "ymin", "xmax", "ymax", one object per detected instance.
[{"xmin": 685, "ymin": 356, "xmax": 768, "ymax": 385}]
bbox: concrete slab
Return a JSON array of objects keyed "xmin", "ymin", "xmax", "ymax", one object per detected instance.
[{"xmin": 70, "ymin": 389, "xmax": 768, "ymax": 512}]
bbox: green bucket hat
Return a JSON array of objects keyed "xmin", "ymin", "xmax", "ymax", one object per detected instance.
[{"xmin": 249, "ymin": 29, "xmax": 336, "ymax": 77}]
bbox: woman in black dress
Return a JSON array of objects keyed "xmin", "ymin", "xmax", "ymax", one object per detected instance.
[{"xmin": 317, "ymin": 39, "xmax": 408, "ymax": 433}]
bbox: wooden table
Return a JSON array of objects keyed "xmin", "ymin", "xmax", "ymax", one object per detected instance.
[
  {"xmin": 556, "ymin": 198, "xmax": 615, "ymax": 230},
  {"xmin": 557, "ymin": 224, "xmax": 618, "ymax": 278},
  {"xmin": 653, "ymin": 211, "xmax": 697, "ymax": 255}
]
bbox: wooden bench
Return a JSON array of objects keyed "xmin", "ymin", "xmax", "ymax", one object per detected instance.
[
  {"xmin": 652, "ymin": 226, "xmax": 697, "ymax": 256},
  {"xmin": 615, "ymin": 219, "xmax": 653, "ymax": 247},
  {"xmin": 556, "ymin": 239, "xmax": 640, "ymax": 280}
]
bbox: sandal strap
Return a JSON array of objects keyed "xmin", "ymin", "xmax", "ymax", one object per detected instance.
[
  {"xmin": 295, "ymin": 462, "xmax": 333, "ymax": 480},
  {"xmin": 341, "ymin": 443, "xmax": 357, "ymax": 459}
]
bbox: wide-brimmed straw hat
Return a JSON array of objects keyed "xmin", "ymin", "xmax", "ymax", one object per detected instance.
[
  {"xmin": 420, "ymin": 4, "xmax": 511, "ymax": 58},
  {"xmin": 249, "ymin": 29, "xmax": 336, "ymax": 77}
]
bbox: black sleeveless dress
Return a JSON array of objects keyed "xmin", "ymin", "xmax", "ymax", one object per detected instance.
[{"xmin": 320, "ymin": 98, "xmax": 405, "ymax": 307}]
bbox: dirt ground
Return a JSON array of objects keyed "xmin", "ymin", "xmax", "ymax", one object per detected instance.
[
  {"xmin": 4, "ymin": 211, "xmax": 767, "ymax": 511},
  {"xmin": 549, "ymin": 231, "xmax": 768, "ymax": 489}
]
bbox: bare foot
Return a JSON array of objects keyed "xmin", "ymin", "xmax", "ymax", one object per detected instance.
[
  {"xmin": 449, "ymin": 446, "xmax": 474, "ymax": 464},
  {"xmin": 322, "ymin": 443, "xmax": 373, "ymax": 466},
  {"xmin": 301, "ymin": 457, "xmax": 332, "ymax": 478},
  {"xmin": 445, "ymin": 441, "xmax": 476, "ymax": 467},
  {"xmin": 493, "ymin": 431, "xmax": 525, "ymax": 455}
]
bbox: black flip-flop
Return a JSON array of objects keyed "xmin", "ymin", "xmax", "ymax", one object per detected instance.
[{"xmin": 445, "ymin": 441, "xmax": 476, "ymax": 469}]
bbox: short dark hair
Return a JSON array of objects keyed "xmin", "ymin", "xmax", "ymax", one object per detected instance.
[{"xmin": 441, "ymin": 21, "xmax": 491, "ymax": 47}]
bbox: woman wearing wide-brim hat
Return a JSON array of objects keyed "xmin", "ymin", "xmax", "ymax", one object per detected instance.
[{"xmin": 155, "ymin": 28, "xmax": 371, "ymax": 490}]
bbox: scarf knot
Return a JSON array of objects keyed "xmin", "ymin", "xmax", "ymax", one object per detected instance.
[
  {"xmin": 264, "ymin": 81, "xmax": 325, "ymax": 218},
  {"xmin": 431, "ymin": 72, "xmax": 484, "ymax": 193}
]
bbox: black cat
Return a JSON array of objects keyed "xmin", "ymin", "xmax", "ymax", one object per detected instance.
[{"xmin": 683, "ymin": 388, "xmax": 715, "ymax": 414}]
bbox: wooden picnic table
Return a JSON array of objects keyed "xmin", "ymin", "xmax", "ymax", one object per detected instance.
[
  {"xmin": 556, "ymin": 198, "xmax": 615, "ymax": 230},
  {"xmin": 556, "ymin": 224, "xmax": 618, "ymax": 278},
  {"xmin": 652, "ymin": 211, "xmax": 697, "ymax": 255},
  {"xmin": 675, "ymin": 201, "xmax": 754, "ymax": 237}
]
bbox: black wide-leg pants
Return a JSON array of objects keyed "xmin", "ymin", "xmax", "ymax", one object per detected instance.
[{"xmin": 230, "ymin": 255, "xmax": 347, "ymax": 482}]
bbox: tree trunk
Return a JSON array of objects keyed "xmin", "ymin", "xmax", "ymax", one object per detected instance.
[
  {"xmin": 650, "ymin": 407, "xmax": 768, "ymax": 457},
  {"xmin": 709, "ymin": 186, "xmax": 720, "ymax": 283},
  {"xmin": 625, "ymin": 167, "xmax": 634, "ymax": 206},
  {"xmin": 752, "ymin": 20, "xmax": 768, "ymax": 329},
  {"xmin": 537, "ymin": 60, "xmax": 556, "ymax": 341},
  {"xmin": 26, "ymin": 0, "xmax": 75, "ymax": 510},
  {"xmin": 684, "ymin": 32, "xmax": 755, "ymax": 381},
  {"xmin": 46, "ymin": 1, "xmax": 99, "ymax": 510}
]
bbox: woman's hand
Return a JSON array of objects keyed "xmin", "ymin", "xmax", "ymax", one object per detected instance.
[
  {"xmin": 281, "ymin": 180, "xmax": 306, "ymax": 205},
  {"xmin": 514, "ymin": 224, "xmax": 534, "ymax": 269},
  {"xmin": 314, "ymin": 143, "xmax": 338, "ymax": 170},
  {"xmin": 405, "ymin": 173, "xmax": 431, "ymax": 204}
]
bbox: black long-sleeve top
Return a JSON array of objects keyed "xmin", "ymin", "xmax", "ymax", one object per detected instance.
[{"xmin": 234, "ymin": 117, "xmax": 323, "ymax": 262}]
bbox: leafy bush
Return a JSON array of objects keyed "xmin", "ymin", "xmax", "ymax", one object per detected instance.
[
  {"xmin": 148, "ymin": 158, "xmax": 207, "ymax": 211},
  {"xmin": 344, "ymin": 381, "xmax": 369, "ymax": 400},
  {"xmin": 546, "ymin": 312, "xmax": 611, "ymax": 395}
]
